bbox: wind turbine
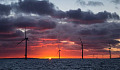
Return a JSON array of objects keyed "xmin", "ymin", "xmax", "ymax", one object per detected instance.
[
  {"xmin": 17, "ymin": 27, "xmax": 28, "ymax": 60},
  {"xmin": 56, "ymin": 30, "xmax": 62, "ymax": 59},
  {"xmin": 79, "ymin": 37, "xmax": 83, "ymax": 59},
  {"xmin": 108, "ymin": 43, "xmax": 112, "ymax": 59},
  {"xmin": 58, "ymin": 45, "xmax": 61, "ymax": 59},
  {"xmin": 56, "ymin": 39, "xmax": 61, "ymax": 59}
]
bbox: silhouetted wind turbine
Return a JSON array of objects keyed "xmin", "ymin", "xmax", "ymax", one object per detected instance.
[
  {"xmin": 79, "ymin": 37, "xmax": 83, "ymax": 59},
  {"xmin": 57, "ymin": 39, "xmax": 61, "ymax": 59},
  {"xmin": 17, "ymin": 27, "xmax": 28, "ymax": 60},
  {"xmin": 56, "ymin": 30, "xmax": 62, "ymax": 59},
  {"xmin": 108, "ymin": 43, "xmax": 112, "ymax": 59},
  {"xmin": 58, "ymin": 45, "xmax": 61, "ymax": 59}
]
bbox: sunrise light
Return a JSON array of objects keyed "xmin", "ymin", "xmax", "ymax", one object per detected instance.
[{"xmin": 48, "ymin": 57, "xmax": 52, "ymax": 60}]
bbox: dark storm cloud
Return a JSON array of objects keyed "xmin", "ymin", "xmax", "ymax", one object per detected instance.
[
  {"xmin": 1, "ymin": 0, "xmax": 119, "ymax": 24},
  {"xmin": 53, "ymin": 10, "xmax": 66, "ymax": 18},
  {"xmin": 79, "ymin": 23, "xmax": 120, "ymax": 46},
  {"xmin": 0, "ymin": 18, "xmax": 15, "ymax": 34},
  {"xmin": 45, "ymin": 21, "xmax": 120, "ymax": 53},
  {"xmin": 16, "ymin": 0, "xmax": 66, "ymax": 18},
  {"xmin": 0, "ymin": 30, "xmax": 23, "ymax": 39},
  {"xmin": 107, "ymin": 40, "xmax": 120, "ymax": 45},
  {"xmin": 66, "ymin": 9, "xmax": 119, "ymax": 24},
  {"xmin": 77, "ymin": 0, "xmax": 104, "ymax": 6},
  {"xmin": 36, "ymin": 20, "xmax": 56, "ymax": 30},
  {"xmin": 79, "ymin": 28, "xmax": 108, "ymax": 36},
  {"xmin": 18, "ymin": 0, "xmax": 56, "ymax": 15},
  {"xmin": 0, "ymin": 4, "xmax": 11, "ymax": 15},
  {"xmin": 13, "ymin": 16, "xmax": 56, "ymax": 30},
  {"xmin": 15, "ymin": 0, "xmax": 119, "ymax": 24},
  {"xmin": 0, "ymin": 15, "xmax": 56, "ymax": 41},
  {"xmin": 0, "ymin": 16, "xmax": 56, "ymax": 53},
  {"xmin": 13, "ymin": 16, "xmax": 37, "ymax": 28},
  {"xmin": 0, "ymin": 38, "xmax": 23, "ymax": 41}
]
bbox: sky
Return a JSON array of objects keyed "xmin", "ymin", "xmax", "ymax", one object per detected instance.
[
  {"xmin": 0, "ymin": 0, "xmax": 120, "ymax": 59},
  {"xmin": 49, "ymin": 0, "xmax": 120, "ymax": 15}
]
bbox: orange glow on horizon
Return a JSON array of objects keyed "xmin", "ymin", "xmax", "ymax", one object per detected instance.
[
  {"xmin": 0, "ymin": 39, "xmax": 120, "ymax": 59},
  {"xmin": 48, "ymin": 57, "xmax": 52, "ymax": 60},
  {"xmin": 0, "ymin": 54, "xmax": 119, "ymax": 59}
]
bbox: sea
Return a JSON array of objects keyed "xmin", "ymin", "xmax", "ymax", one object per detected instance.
[{"xmin": 0, "ymin": 58, "xmax": 120, "ymax": 70}]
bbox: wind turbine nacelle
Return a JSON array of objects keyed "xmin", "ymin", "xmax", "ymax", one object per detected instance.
[
  {"xmin": 25, "ymin": 38, "xmax": 28, "ymax": 40},
  {"xmin": 109, "ymin": 48, "xmax": 111, "ymax": 49}
]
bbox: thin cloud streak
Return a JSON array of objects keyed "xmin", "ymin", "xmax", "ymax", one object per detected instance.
[{"xmin": 77, "ymin": 0, "xmax": 104, "ymax": 6}]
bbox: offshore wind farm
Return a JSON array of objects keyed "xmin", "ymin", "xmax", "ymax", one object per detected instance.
[{"xmin": 0, "ymin": 0, "xmax": 120, "ymax": 70}]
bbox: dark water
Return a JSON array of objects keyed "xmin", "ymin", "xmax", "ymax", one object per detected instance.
[{"xmin": 0, "ymin": 59, "xmax": 120, "ymax": 70}]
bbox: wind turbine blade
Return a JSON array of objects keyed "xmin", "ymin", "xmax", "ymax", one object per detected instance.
[
  {"xmin": 57, "ymin": 50, "xmax": 59, "ymax": 55},
  {"xmin": 79, "ymin": 38, "xmax": 83, "ymax": 44},
  {"xmin": 25, "ymin": 27, "xmax": 26, "ymax": 38},
  {"xmin": 17, "ymin": 39, "xmax": 25, "ymax": 45}
]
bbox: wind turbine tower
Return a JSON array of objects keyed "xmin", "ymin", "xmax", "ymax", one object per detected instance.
[
  {"xmin": 58, "ymin": 48, "xmax": 61, "ymax": 59},
  {"xmin": 109, "ymin": 47, "xmax": 111, "ymax": 59},
  {"xmin": 108, "ymin": 43, "xmax": 112, "ymax": 59},
  {"xmin": 17, "ymin": 27, "xmax": 28, "ymax": 60},
  {"xmin": 56, "ymin": 31, "xmax": 62, "ymax": 59},
  {"xmin": 79, "ymin": 38, "xmax": 83, "ymax": 59},
  {"xmin": 57, "ymin": 40, "xmax": 61, "ymax": 59}
]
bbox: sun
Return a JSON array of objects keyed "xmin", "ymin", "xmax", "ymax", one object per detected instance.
[{"xmin": 48, "ymin": 57, "xmax": 52, "ymax": 60}]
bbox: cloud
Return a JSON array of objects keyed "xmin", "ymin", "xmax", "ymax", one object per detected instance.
[
  {"xmin": 44, "ymin": 21, "xmax": 120, "ymax": 53},
  {"xmin": 0, "ymin": 0, "xmax": 18, "ymax": 4},
  {"xmin": 79, "ymin": 28, "xmax": 108, "ymax": 36},
  {"xmin": 87, "ymin": 1, "xmax": 104, "ymax": 6},
  {"xmin": 111, "ymin": 0, "xmax": 120, "ymax": 4},
  {"xmin": 0, "ymin": 30, "xmax": 23, "ymax": 39},
  {"xmin": 66, "ymin": 9, "xmax": 119, "ymax": 24},
  {"xmin": 13, "ymin": 15, "xmax": 57, "ymax": 30},
  {"xmin": 36, "ymin": 20, "xmax": 56, "ymax": 30},
  {"xmin": 0, "ymin": 14, "xmax": 57, "ymax": 43},
  {"xmin": 53, "ymin": 10, "xmax": 66, "ymax": 18},
  {"xmin": 0, "ymin": 18, "xmax": 15, "ymax": 34},
  {"xmin": 0, "ymin": 0, "xmax": 120, "ymax": 58},
  {"xmin": 77, "ymin": 0, "xmax": 86, "ymax": 6},
  {"xmin": 77, "ymin": 0, "xmax": 104, "ymax": 6},
  {"xmin": 17, "ymin": 0, "xmax": 56, "ymax": 15},
  {"xmin": 10, "ymin": 0, "xmax": 66, "ymax": 18},
  {"xmin": 0, "ymin": 15, "xmax": 57, "ymax": 34},
  {"xmin": 0, "ymin": 0, "xmax": 119, "ymax": 24},
  {"xmin": 0, "ymin": 4, "xmax": 11, "ymax": 16},
  {"xmin": 1, "ymin": 20, "xmax": 120, "ymax": 57}
]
